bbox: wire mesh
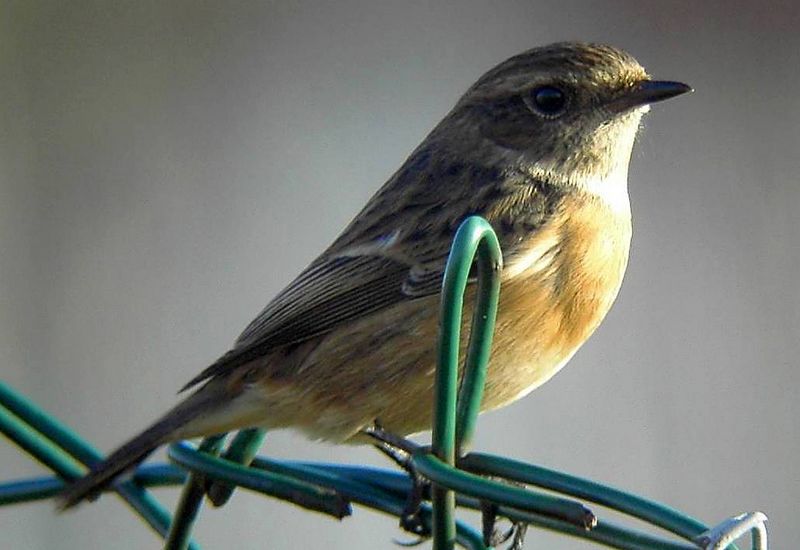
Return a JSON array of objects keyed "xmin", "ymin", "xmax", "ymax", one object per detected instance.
[{"xmin": 0, "ymin": 216, "xmax": 767, "ymax": 550}]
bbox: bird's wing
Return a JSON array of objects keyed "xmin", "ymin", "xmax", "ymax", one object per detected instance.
[
  {"xmin": 180, "ymin": 231, "xmax": 452, "ymax": 391},
  {"xmin": 236, "ymin": 246, "xmax": 446, "ymax": 350},
  {"xmin": 181, "ymin": 148, "xmax": 563, "ymax": 392}
]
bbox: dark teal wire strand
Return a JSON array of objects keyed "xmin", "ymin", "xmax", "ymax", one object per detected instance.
[
  {"xmin": 0, "ymin": 464, "xmax": 190, "ymax": 505},
  {"xmin": 169, "ymin": 444, "xmax": 485, "ymax": 549},
  {"xmin": 167, "ymin": 428, "xmax": 268, "ymax": 548},
  {"xmin": 0, "ymin": 383, "xmax": 198, "ymax": 549},
  {"xmin": 165, "ymin": 435, "xmax": 228, "ymax": 550},
  {"xmin": 0, "ymin": 403, "xmax": 86, "ymax": 480},
  {"xmin": 0, "ymin": 381, "xmax": 102, "ymax": 466},
  {"xmin": 459, "ymin": 453, "xmax": 740, "ymax": 549},
  {"xmin": 205, "ymin": 427, "xmax": 267, "ymax": 505},
  {"xmin": 168, "ymin": 441, "xmax": 350, "ymax": 518},
  {"xmin": 460, "ymin": 453, "xmax": 707, "ymax": 535},
  {"xmin": 253, "ymin": 456, "xmax": 486, "ymax": 549},
  {"xmin": 250, "ymin": 455, "xmax": 399, "ymax": 514},
  {"xmin": 0, "ymin": 476, "xmax": 64, "ymax": 504},
  {"xmin": 415, "ymin": 452, "xmax": 594, "ymax": 529}
]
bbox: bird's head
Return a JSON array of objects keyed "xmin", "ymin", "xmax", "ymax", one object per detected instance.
[{"xmin": 446, "ymin": 42, "xmax": 691, "ymax": 210}]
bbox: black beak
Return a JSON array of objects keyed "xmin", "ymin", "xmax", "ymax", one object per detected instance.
[{"xmin": 608, "ymin": 80, "xmax": 692, "ymax": 113}]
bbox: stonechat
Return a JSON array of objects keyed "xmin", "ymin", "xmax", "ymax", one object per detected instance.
[{"xmin": 61, "ymin": 42, "xmax": 690, "ymax": 508}]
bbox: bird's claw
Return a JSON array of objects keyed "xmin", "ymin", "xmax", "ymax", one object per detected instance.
[
  {"xmin": 508, "ymin": 522, "xmax": 528, "ymax": 550},
  {"xmin": 482, "ymin": 500, "xmax": 528, "ymax": 549},
  {"xmin": 365, "ymin": 421, "xmax": 432, "ymax": 539},
  {"xmin": 399, "ymin": 470, "xmax": 431, "ymax": 537}
]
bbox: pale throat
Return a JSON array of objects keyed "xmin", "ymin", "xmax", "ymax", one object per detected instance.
[{"xmin": 524, "ymin": 110, "xmax": 645, "ymax": 215}]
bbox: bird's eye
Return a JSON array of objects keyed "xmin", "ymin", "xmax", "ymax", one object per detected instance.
[{"xmin": 525, "ymin": 86, "xmax": 568, "ymax": 117}]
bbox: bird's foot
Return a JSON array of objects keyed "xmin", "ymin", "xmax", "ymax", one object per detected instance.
[
  {"xmin": 364, "ymin": 422, "xmax": 431, "ymax": 539},
  {"xmin": 397, "ymin": 467, "xmax": 431, "ymax": 537},
  {"xmin": 481, "ymin": 499, "xmax": 528, "ymax": 549},
  {"xmin": 363, "ymin": 422, "xmax": 421, "ymax": 455}
]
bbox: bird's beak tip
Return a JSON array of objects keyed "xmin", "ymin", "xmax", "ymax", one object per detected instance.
[
  {"xmin": 609, "ymin": 79, "xmax": 692, "ymax": 113},
  {"xmin": 641, "ymin": 80, "xmax": 693, "ymax": 101}
]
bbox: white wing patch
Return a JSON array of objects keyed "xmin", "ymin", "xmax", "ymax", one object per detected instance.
[
  {"xmin": 504, "ymin": 232, "xmax": 560, "ymax": 278},
  {"xmin": 336, "ymin": 230, "xmax": 402, "ymax": 259}
]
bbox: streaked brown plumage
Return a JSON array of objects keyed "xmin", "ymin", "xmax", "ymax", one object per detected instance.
[{"xmin": 60, "ymin": 42, "xmax": 690, "ymax": 508}]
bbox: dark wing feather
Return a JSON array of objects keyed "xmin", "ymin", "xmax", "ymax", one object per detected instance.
[
  {"xmin": 235, "ymin": 254, "xmax": 442, "ymax": 350},
  {"xmin": 180, "ymin": 249, "xmax": 448, "ymax": 391}
]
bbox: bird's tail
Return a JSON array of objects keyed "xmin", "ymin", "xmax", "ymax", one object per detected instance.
[{"xmin": 59, "ymin": 380, "xmax": 238, "ymax": 509}]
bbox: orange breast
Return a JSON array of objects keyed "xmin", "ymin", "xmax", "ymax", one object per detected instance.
[
  {"xmin": 253, "ymin": 194, "xmax": 632, "ymax": 441},
  {"xmin": 481, "ymin": 194, "xmax": 632, "ymax": 409}
]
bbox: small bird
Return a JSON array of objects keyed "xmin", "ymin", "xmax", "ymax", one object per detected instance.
[{"xmin": 60, "ymin": 42, "xmax": 690, "ymax": 508}]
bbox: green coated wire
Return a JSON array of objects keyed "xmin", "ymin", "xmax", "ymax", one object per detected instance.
[
  {"xmin": 165, "ymin": 435, "xmax": 227, "ymax": 550},
  {"xmin": 164, "ymin": 426, "xmax": 268, "ymax": 549},
  {"xmin": 496, "ymin": 506, "xmax": 698, "ymax": 550},
  {"xmin": 168, "ymin": 443, "xmax": 487, "ymax": 548},
  {"xmin": 0, "ymin": 382, "xmax": 198, "ymax": 549},
  {"xmin": 415, "ymin": 452, "xmax": 595, "ymax": 529},
  {"xmin": 205, "ymin": 427, "xmax": 267, "ymax": 505},
  {"xmin": 168, "ymin": 440, "xmax": 350, "ymax": 518},
  {"xmin": 300, "ymin": 466, "xmax": 701, "ymax": 550},
  {"xmin": 249, "ymin": 455, "xmax": 401, "ymax": 513},
  {"xmin": 0, "ymin": 382, "xmax": 101, "ymax": 466},
  {"xmin": 0, "ymin": 444, "xmax": 756, "ymax": 550},
  {"xmin": 459, "ymin": 453, "xmax": 711, "ymax": 541},
  {"xmin": 433, "ymin": 216, "xmax": 502, "ymax": 550},
  {"xmin": 0, "ymin": 476, "xmax": 64, "ymax": 505},
  {"xmin": 0, "ymin": 403, "xmax": 86, "ymax": 481},
  {"xmin": 0, "ymin": 465, "xmax": 189, "ymax": 505},
  {"xmin": 253, "ymin": 454, "xmax": 487, "ymax": 548},
  {"xmin": 452, "ymin": 221, "xmax": 502, "ymax": 456}
]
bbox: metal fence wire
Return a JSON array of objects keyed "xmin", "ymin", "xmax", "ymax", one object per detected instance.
[{"xmin": 0, "ymin": 216, "xmax": 768, "ymax": 550}]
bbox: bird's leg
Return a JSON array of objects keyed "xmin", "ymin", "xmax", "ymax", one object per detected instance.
[
  {"xmin": 482, "ymin": 501, "xmax": 506, "ymax": 547},
  {"xmin": 482, "ymin": 501, "xmax": 498, "ymax": 546},
  {"xmin": 479, "ymin": 485, "xmax": 529, "ymax": 549},
  {"xmin": 481, "ymin": 502, "xmax": 527, "ymax": 550},
  {"xmin": 396, "ymin": 463, "xmax": 430, "ymax": 538},
  {"xmin": 363, "ymin": 421, "xmax": 421, "ymax": 455},
  {"xmin": 509, "ymin": 522, "xmax": 528, "ymax": 550},
  {"xmin": 364, "ymin": 423, "xmax": 431, "ymax": 537},
  {"xmin": 503, "ymin": 479, "xmax": 530, "ymax": 549}
]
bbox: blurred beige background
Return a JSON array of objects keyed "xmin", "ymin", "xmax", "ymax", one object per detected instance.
[{"xmin": 1, "ymin": 1, "xmax": 798, "ymax": 548}]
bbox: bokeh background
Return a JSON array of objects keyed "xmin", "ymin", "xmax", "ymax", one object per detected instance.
[{"xmin": 2, "ymin": 1, "xmax": 798, "ymax": 548}]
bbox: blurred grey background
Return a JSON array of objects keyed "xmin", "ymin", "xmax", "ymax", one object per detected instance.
[{"xmin": 1, "ymin": 1, "xmax": 798, "ymax": 548}]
